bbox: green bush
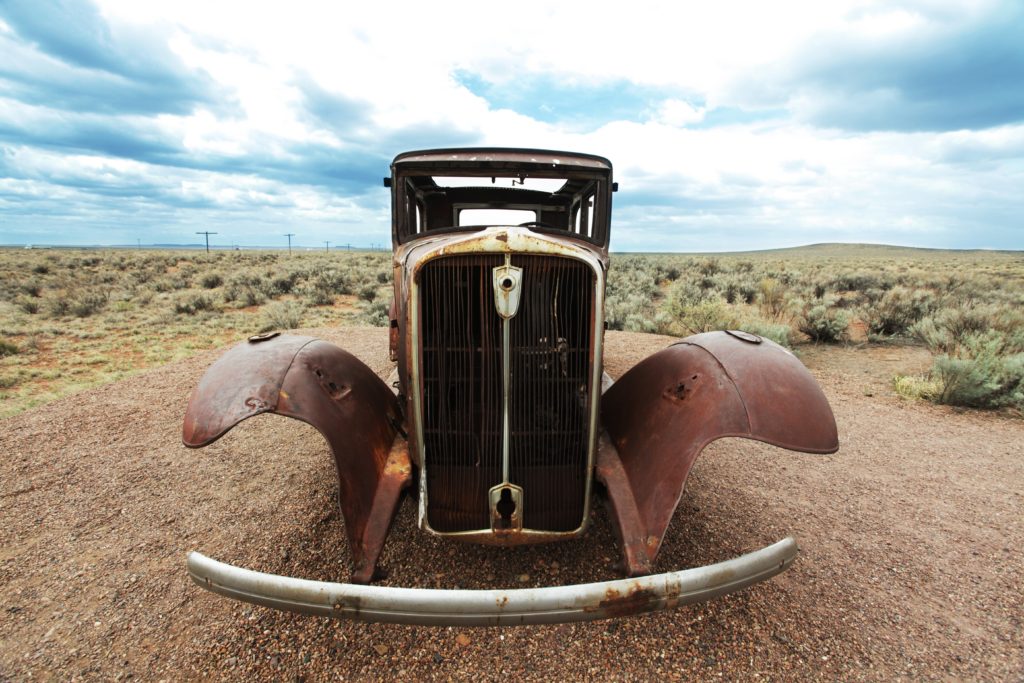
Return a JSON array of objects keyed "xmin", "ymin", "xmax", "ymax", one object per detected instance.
[
  {"xmin": 830, "ymin": 270, "xmax": 891, "ymax": 293},
  {"xmin": 897, "ymin": 329, "xmax": 1024, "ymax": 410},
  {"xmin": 912, "ymin": 306, "xmax": 1020, "ymax": 354},
  {"xmin": 757, "ymin": 278, "xmax": 787, "ymax": 320},
  {"xmin": 0, "ymin": 339, "xmax": 19, "ymax": 357},
  {"xmin": 306, "ymin": 289, "xmax": 335, "ymax": 306},
  {"xmin": 861, "ymin": 287, "xmax": 936, "ymax": 337},
  {"xmin": 69, "ymin": 293, "xmax": 107, "ymax": 318},
  {"xmin": 893, "ymin": 374, "xmax": 942, "ymax": 402},
  {"xmin": 931, "ymin": 332, "xmax": 1024, "ymax": 409},
  {"xmin": 358, "ymin": 300, "xmax": 390, "ymax": 327},
  {"xmin": 735, "ymin": 320, "xmax": 793, "ymax": 348},
  {"xmin": 358, "ymin": 284, "xmax": 379, "ymax": 302},
  {"xmin": 260, "ymin": 301, "xmax": 305, "ymax": 331},
  {"xmin": 797, "ymin": 303, "xmax": 850, "ymax": 343},
  {"xmin": 174, "ymin": 294, "xmax": 216, "ymax": 315},
  {"xmin": 311, "ymin": 268, "xmax": 351, "ymax": 296},
  {"xmin": 674, "ymin": 299, "xmax": 735, "ymax": 335},
  {"xmin": 271, "ymin": 274, "xmax": 298, "ymax": 295},
  {"xmin": 17, "ymin": 298, "xmax": 40, "ymax": 315},
  {"xmin": 200, "ymin": 273, "xmax": 224, "ymax": 289},
  {"xmin": 45, "ymin": 297, "xmax": 70, "ymax": 318}
]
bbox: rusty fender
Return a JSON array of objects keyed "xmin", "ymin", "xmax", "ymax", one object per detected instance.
[
  {"xmin": 599, "ymin": 331, "xmax": 838, "ymax": 576},
  {"xmin": 186, "ymin": 537, "xmax": 796, "ymax": 626},
  {"xmin": 182, "ymin": 333, "xmax": 411, "ymax": 584}
]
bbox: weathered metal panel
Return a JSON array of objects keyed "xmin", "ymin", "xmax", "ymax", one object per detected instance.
[
  {"xmin": 182, "ymin": 334, "xmax": 409, "ymax": 583},
  {"xmin": 599, "ymin": 331, "xmax": 838, "ymax": 575}
]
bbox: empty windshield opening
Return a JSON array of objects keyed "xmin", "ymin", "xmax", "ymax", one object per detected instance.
[
  {"xmin": 393, "ymin": 166, "xmax": 610, "ymax": 246},
  {"xmin": 458, "ymin": 209, "xmax": 537, "ymax": 227}
]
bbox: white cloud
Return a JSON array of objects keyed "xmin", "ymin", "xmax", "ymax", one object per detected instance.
[
  {"xmin": 0, "ymin": 0, "xmax": 1020, "ymax": 249},
  {"xmin": 653, "ymin": 99, "xmax": 705, "ymax": 127}
]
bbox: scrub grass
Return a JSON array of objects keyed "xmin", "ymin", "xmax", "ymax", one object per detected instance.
[
  {"xmin": 1, "ymin": 243, "xmax": 1021, "ymax": 417},
  {"xmin": 0, "ymin": 248, "xmax": 390, "ymax": 417}
]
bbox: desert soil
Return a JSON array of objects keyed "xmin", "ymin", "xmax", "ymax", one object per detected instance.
[{"xmin": 1, "ymin": 328, "xmax": 1021, "ymax": 681}]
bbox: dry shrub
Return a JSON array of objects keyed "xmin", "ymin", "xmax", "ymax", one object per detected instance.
[
  {"xmin": 675, "ymin": 299, "xmax": 736, "ymax": 335},
  {"xmin": 200, "ymin": 273, "xmax": 224, "ymax": 289},
  {"xmin": 930, "ymin": 332, "xmax": 1023, "ymax": 409},
  {"xmin": 260, "ymin": 301, "xmax": 305, "ymax": 331},
  {"xmin": 758, "ymin": 278, "xmax": 787, "ymax": 320},
  {"xmin": 735, "ymin": 320, "xmax": 793, "ymax": 348},
  {"xmin": 358, "ymin": 300, "xmax": 390, "ymax": 327},
  {"xmin": 797, "ymin": 302, "xmax": 850, "ymax": 343},
  {"xmin": 174, "ymin": 294, "xmax": 216, "ymax": 315},
  {"xmin": 861, "ymin": 287, "xmax": 936, "ymax": 338},
  {"xmin": 69, "ymin": 293, "xmax": 107, "ymax": 318}
]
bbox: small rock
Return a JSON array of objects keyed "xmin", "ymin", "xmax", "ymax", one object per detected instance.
[
  {"xmin": 373, "ymin": 644, "xmax": 388, "ymax": 656},
  {"xmin": 281, "ymin": 547, "xmax": 290, "ymax": 561},
  {"xmin": 517, "ymin": 573, "xmax": 530, "ymax": 583},
  {"xmin": 432, "ymin": 653, "xmax": 444, "ymax": 664},
  {"xmin": 223, "ymin": 657, "xmax": 238, "ymax": 668},
  {"xmin": 455, "ymin": 633, "xmax": 471, "ymax": 647}
]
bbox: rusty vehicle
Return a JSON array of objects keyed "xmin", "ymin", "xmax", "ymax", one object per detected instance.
[{"xmin": 182, "ymin": 148, "xmax": 839, "ymax": 625}]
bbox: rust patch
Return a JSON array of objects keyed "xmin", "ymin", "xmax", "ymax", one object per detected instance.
[
  {"xmin": 596, "ymin": 585, "xmax": 660, "ymax": 618},
  {"xmin": 244, "ymin": 396, "xmax": 269, "ymax": 411}
]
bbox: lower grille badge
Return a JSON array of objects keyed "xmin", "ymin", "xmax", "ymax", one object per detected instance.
[{"xmin": 489, "ymin": 483, "xmax": 523, "ymax": 532}]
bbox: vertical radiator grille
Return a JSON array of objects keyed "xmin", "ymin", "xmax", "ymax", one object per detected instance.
[{"xmin": 420, "ymin": 254, "xmax": 595, "ymax": 533}]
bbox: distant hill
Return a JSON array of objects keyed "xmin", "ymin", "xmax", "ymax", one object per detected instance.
[{"xmin": 619, "ymin": 243, "xmax": 1023, "ymax": 261}]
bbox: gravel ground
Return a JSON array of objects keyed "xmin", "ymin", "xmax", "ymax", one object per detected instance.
[{"xmin": 1, "ymin": 328, "xmax": 1021, "ymax": 681}]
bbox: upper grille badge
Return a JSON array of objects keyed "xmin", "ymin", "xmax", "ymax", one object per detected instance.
[{"xmin": 492, "ymin": 257, "xmax": 523, "ymax": 319}]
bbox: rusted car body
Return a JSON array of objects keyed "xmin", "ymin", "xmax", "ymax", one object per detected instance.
[{"xmin": 182, "ymin": 148, "xmax": 839, "ymax": 625}]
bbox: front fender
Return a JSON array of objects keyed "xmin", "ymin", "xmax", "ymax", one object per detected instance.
[
  {"xmin": 182, "ymin": 333, "xmax": 410, "ymax": 583},
  {"xmin": 598, "ymin": 331, "xmax": 838, "ymax": 575}
]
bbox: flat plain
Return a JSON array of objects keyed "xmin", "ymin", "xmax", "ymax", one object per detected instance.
[{"xmin": 1, "ymin": 245, "xmax": 1022, "ymax": 680}]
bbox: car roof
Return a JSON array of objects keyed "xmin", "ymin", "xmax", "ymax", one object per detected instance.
[{"xmin": 392, "ymin": 147, "xmax": 612, "ymax": 173}]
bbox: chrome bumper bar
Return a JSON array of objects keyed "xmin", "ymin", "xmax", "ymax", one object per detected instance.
[{"xmin": 186, "ymin": 537, "xmax": 797, "ymax": 626}]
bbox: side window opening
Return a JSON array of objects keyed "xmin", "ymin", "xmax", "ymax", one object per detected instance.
[{"xmin": 572, "ymin": 192, "xmax": 595, "ymax": 238}]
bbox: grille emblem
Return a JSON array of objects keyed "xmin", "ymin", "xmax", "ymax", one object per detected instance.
[{"xmin": 492, "ymin": 257, "xmax": 523, "ymax": 319}]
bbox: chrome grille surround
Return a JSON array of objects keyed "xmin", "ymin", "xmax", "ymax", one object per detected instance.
[{"xmin": 408, "ymin": 229, "xmax": 605, "ymax": 543}]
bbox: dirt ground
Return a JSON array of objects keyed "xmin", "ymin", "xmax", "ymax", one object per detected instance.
[{"xmin": 1, "ymin": 328, "xmax": 1021, "ymax": 681}]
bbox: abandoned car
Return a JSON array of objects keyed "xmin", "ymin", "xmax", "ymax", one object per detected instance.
[{"xmin": 182, "ymin": 148, "xmax": 839, "ymax": 625}]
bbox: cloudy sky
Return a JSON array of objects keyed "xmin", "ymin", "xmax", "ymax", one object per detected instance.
[{"xmin": 1, "ymin": 0, "xmax": 1022, "ymax": 251}]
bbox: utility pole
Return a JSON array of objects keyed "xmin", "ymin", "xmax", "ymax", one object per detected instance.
[
  {"xmin": 196, "ymin": 231, "xmax": 217, "ymax": 253},
  {"xmin": 137, "ymin": 238, "xmax": 141, "ymax": 250},
  {"xmin": 324, "ymin": 240, "xmax": 330, "ymax": 252},
  {"xmin": 284, "ymin": 233, "xmax": 295, "ymax": 254}
]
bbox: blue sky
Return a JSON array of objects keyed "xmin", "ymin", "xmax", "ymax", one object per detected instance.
[{"xmin": 1, "ymin": 0, "xmax": 1022, "ymax": 251}]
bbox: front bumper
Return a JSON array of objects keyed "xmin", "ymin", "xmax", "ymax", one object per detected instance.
[{"xmin": 186, "ymin": 537, "xmax": 797, "ymax": 626}]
